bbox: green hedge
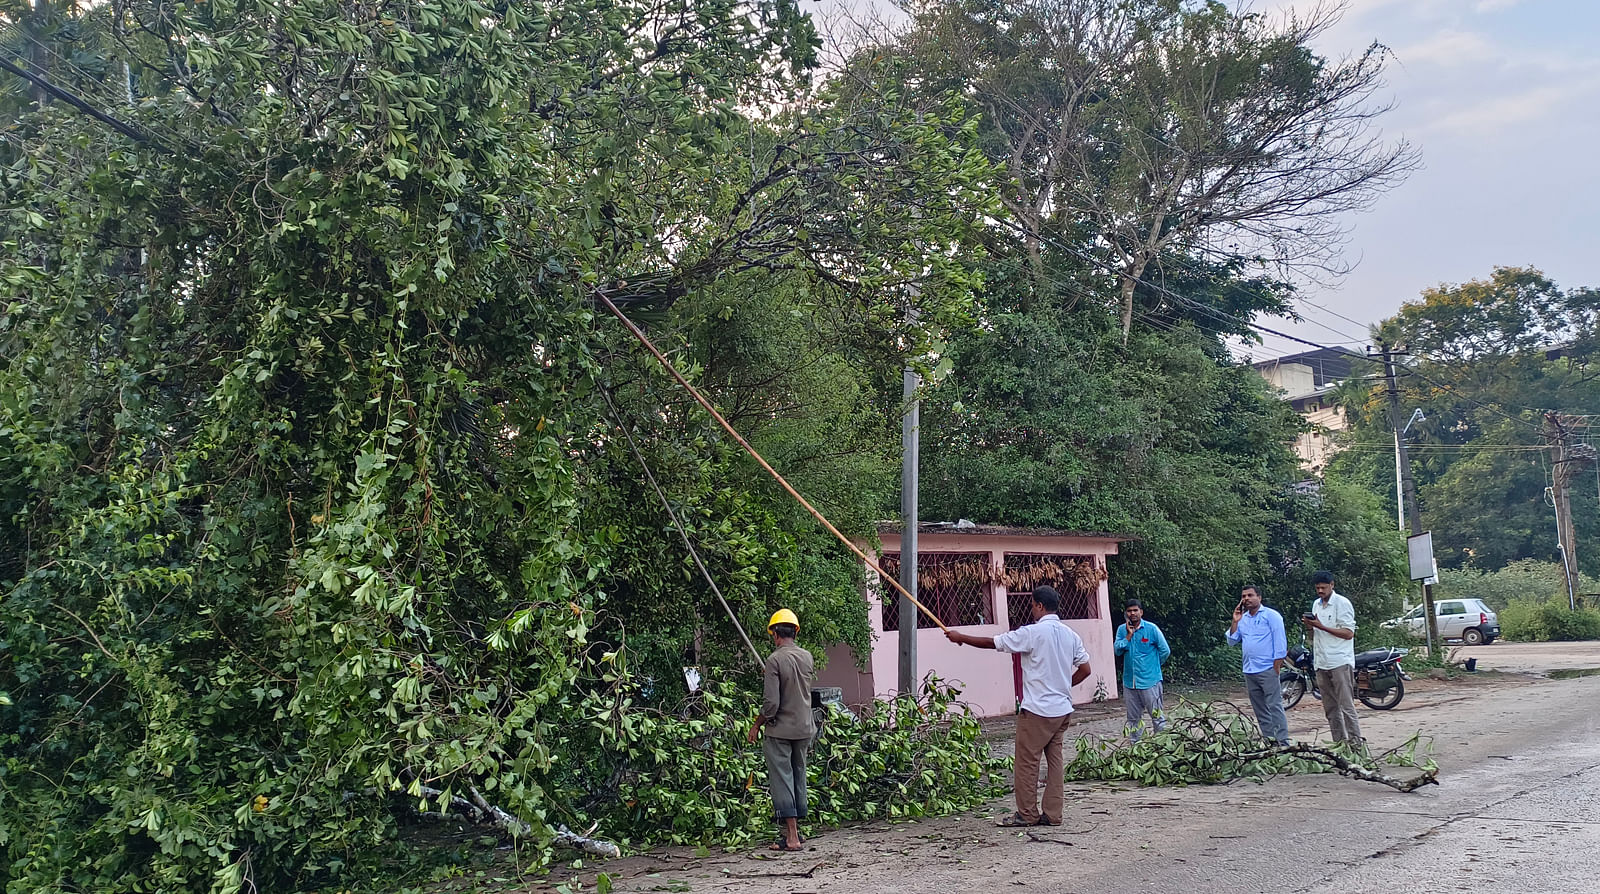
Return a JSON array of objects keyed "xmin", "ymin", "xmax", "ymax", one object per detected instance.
[{"xmin": 1500, "ymin": 600, "xmax": 1600, "ymax": 641}]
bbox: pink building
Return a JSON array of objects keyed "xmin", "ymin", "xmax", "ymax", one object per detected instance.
[{"xmin": 817, "ymin": 522, "xmax": 1127, "ymax": 718}]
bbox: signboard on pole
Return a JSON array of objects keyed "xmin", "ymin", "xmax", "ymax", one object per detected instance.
[{"xmin": 1407, "ymin": 532, "xmax": 1436, "ymax": 583}]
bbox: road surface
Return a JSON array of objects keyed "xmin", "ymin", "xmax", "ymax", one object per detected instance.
[{"xmin": 539, "ymin": 650, "xmax": 1600, "ymax": 894}]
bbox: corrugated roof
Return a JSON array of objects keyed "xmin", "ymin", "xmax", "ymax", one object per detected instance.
[{"xmin": 873, "ymin": 520, "xmax": 1136, "ymax": 541}]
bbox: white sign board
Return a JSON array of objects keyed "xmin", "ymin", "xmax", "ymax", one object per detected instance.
[{"xmin": 1407, "ymin": 532, "xmax": 1435, "ymax": 582}]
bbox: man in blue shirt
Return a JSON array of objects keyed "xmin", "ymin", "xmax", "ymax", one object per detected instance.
[
  {"xmin": 1227, "ymin": 584, "xmax": 1290, "ymax": 746},
  {"xmin": 1113, "ymin": 598, "xmax": 1171, "ymax": 741}
]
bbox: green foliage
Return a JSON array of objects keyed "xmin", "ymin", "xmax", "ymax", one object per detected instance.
[
  {"xmin": 1500, "ymin": 601, "xmax": 1600, "ymax": 642},
  {"xmin": 0, "ymin": 1, "xmax": 994, "ymax": 891},
  {"xmin": 1065, "ymin": 702, "xmax": 1436, "ymax": 787},
  {"xmin": 1434, "ymin": 560, "xmax": 1600, "ymax": 642},
  {"xmin": 1164, "ymin": 644, "xmax": 1244, "ymax": 684},
  {"xmin": 1328, "ymin": 267, "xmax": 1600, "ymax": 573},
  {"xmin": 1436, "ymin": 560, "xmax": 1600, "ymax": 610},
  {"xmin": 918, "ymin": 301, "xmax": 1407, "ymax": 665},
  {"xmin": 1264, "ymin": 481, "xmax": 1410, "ymax": 629},
  {"xmin": 552, "ymin": 675, "xmax": 1008, "ymax": 850}
]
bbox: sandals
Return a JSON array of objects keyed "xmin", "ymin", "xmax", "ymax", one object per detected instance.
[
  {"xmin": 997, "ymin": 811, "xmax": 1058, "ymax": 827},
  {"xmin": 770, "ymin": 833, "xmax": 807, "ymax": 851}
]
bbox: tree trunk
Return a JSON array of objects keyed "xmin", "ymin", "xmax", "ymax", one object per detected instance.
[{"xmin": 1117, "ymin": 262, "xmax": 1146, "ymax": 345}]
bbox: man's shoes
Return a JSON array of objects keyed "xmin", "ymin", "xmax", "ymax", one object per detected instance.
[
  {"xmin": 1035, "ymin": 816, "xmax": 1059, "ymax": 826},
  {"xmin": 997, "ymin": 811, "xmax": 1037, "ymax": 827}
]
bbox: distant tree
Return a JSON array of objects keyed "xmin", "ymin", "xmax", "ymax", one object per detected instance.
[
  {"xmin": 1330, "ymin": 267, "xmax": 1600, "ymax": 573},
  {"xmin": 888, "ymin": 0, "xmax": 1415, "ymax": 338}
]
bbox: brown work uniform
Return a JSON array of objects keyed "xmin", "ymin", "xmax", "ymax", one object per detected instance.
[{"xmin": 761, "ymin": 642, "xmax": 815, "ymax": 820}]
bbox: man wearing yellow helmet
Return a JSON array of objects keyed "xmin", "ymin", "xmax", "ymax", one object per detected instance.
[{"xmin": 747, "ymin": 608, "xmax": 815, "ymax": 851}]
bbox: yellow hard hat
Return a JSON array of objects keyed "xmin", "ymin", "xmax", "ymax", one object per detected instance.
[{"xmin": 767, "ymin": 608, "xmax": 799, "ymax": 631}]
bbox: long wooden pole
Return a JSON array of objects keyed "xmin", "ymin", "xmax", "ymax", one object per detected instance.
[{"xmin": 596, "ymin": 291, "xmax": 950, "ymax": 633}]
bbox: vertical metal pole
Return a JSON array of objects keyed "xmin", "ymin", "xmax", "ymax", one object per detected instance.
[
  {"xmin": 1421, "ymin": 581, "xmax": 1434, "ymax": 657},
  {"xmin": 1393, "ymin": 431, "xmax": 1405, "ymax": 532},
  {"xmin": 1379, "ymin": 342, "xmax": 1437, "ymax": 651},
  {"xmin": 898, "ymin": 367, "xmax": 920, "ymax": 697}
]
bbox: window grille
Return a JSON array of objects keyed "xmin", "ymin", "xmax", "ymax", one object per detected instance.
[
  {"xmin": 877, "ymin": 552, "xmax": 994, "ymax": 630},
  {"xmin": 1002, "ymin": 553, "xmax": 1102, "ymax": 624}
]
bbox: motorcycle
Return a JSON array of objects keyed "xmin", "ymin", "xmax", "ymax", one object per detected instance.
[{"xmin": 1279, "ymin": 644, "xmax": 1410, "ymax": 711}]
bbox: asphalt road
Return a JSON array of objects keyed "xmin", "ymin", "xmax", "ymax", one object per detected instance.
[{"xmin": 542, "ymin": 648, "xmax": 1600, "ymax": 894}]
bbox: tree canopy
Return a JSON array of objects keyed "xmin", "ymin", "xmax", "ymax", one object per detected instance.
[
  {"xmin": 1, "ymin": 0, "xmax": 1416, "ymax": 889},
  {"xmin": 1329, "ymin": 267, "xmax": 1600, "ymax": 575}
]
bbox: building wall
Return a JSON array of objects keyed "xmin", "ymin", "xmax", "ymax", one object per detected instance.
[
  {"xmin": 1293, "ymin": 404, "xmax": 1349, "ymax": 473},
  {"xmin": 1258, "ymin": 361, "xmax": 1316, "ymax": 396},
  {"xmin": 815, "ymin": 533, "xmax": 1120, "ymax": 718}
]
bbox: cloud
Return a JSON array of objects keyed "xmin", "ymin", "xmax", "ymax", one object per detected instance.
[
  {"xmin": 1424, "ymin": 77, "xmax": 1600, "ymax": 134},
  {"xmin": 1475, "ymin": 0, "xmax": 1525, "ymax": 12},
  {"xmin": 1394, "ymin": 29, "xmax": 1496, "ymax": 67}
]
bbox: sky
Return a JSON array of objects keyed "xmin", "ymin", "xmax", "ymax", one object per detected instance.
[{"xmin": 811, "ymin": 0, "xmax": 1600, "ymax": 360}]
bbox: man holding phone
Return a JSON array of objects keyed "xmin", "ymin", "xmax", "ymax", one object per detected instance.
[
  {"xmin": 1302, "ymin": 570, "xmax": 1362, "ymax": 746},
  {"xmin": 1227, "ymin": 585, "xmax": 1289, "ymax": 746},
  {"xmin": 1113, "ymin": 598, "xmax": 1170, "ymax": 741}
]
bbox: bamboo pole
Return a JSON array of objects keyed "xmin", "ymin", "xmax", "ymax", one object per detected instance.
[{"xmin": 596, "ymin": 291, "xmax": 951, "ymax": 634}]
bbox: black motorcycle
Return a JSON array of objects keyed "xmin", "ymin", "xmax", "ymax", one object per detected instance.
[{"xmin": 1280, "ymin": 644, "xmax": 1409, "ymax": 711}]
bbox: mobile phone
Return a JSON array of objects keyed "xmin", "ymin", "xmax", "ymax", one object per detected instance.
[{"xmin": 1301, "ymin": 612, "xmax": 1315, "ymax": 620}]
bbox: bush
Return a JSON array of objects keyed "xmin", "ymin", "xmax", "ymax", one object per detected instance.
[
  {"xmin": 1064, "ymin": 701, "xmax": 1436, "ymax": 787},
  {"xmin": 552, "ymin": 673, "xmax": 1010, "ymax": 852},
  {"xmin": 1436, "ymin": 560, "xmax": 1600, "ymax": 611},
  {"xmin": 1167, "ymin": 644, "xmax": 1245, "ymax": 683},
  {"xmin": 1502, "ymin": 600, "xmax": 1600, "ymax": 642}
]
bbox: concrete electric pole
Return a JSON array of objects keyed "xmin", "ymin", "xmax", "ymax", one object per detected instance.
[
  {"xmin": 1371, "ymin": 341, "xmax": 1439, "ymax": 652},
  {"xmin": 898, "ymin": 366, "xmax": 920, "ymax": 696}
]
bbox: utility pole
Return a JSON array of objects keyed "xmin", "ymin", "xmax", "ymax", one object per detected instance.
[
  {"xmin": 1544, "ymin": 412, "xmax": 1594, "ymax": 609},
  {"xmin": 898, "ymin": 366, "xmax": 919, "ymax": 697},
  {"xmin": 1372, "ymin": 342, "xmax": 1438, "ymax": 651}
]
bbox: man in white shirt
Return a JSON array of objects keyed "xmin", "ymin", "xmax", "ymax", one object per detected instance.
[
  {"xmin": 1302, "ymin": 569, "xmax": 1362, "ymax": 745},
  {"xmin": 946, "ymin": 585, "xmax": 1091, "ymax": 827}
]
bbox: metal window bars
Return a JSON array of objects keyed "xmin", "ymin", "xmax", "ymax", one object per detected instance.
[
  {"xmin": 1002, "ymin": 553, "xmax": 1103, "ymax": 625},
  {"xmin": 877, "ymin": 552, "xmax": 994, "ymax": 631}
]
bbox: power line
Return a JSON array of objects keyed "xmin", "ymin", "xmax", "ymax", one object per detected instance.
[
  {"xmin": 0, "ymin": 56, "xmax": 165, "ymax": 150},
  {"xmin": 985, "ymin": 215, "xmax": 1362, "ymax": 353},
  {"xmin": 1153, "ymin": 250, "xmax": 1376, "ymax": 345},
  {"xmin": 1339, "ymin": 443, "xmax": 1547, "ymax": 452},
  {"xmin": 1400, "ymin": 361, "xmax": 1548, "ymax": 435}
]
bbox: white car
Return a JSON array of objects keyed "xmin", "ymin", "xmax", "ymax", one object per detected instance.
[{"xmin": 1383, "ymin": 598, "xmax": 1500, "ymax": 645}]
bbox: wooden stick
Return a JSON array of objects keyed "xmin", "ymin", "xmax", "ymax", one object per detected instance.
[
  {"xmin": 414, "ymin": 785, "xmax": 622, "ymax": 857},
  {"xmin": 596, "ymin": 291, "xmax": 950, "ymax": 633}
]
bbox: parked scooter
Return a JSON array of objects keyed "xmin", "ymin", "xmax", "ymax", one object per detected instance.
[{"xmin": 1279, "ymin": 643, "xmax": 1410, "ymax": 711}]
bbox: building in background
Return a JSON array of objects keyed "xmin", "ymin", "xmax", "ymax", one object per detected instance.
[
  {"xmin": 1252, "ymin": 347, "xmax": 1361, "ymax": 474},
  {"xmin": 815, "ymin": 522, "xmax": 1126, "ymax": 718}
]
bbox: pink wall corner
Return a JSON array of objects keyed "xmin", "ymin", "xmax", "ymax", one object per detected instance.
[{"xmin": 814, "ymin": 640, "xmax": 875, "ymax": 710}]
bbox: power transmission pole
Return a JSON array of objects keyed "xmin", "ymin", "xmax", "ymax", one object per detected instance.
[
  {"xmin": 898, "ymin": 366, "xmax": 919, "ymax": 696},
  {"xmin": 1371, "ymin": 342, "xmax": 1438, "ymax": 651},
  {"xmin": 1544, "ymin": 412, "xmax": 1594, "ymax": 609}
]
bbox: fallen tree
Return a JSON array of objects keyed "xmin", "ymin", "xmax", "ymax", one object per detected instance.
[{"xmin": 1066, "ymin": 701, "xmax": 1439, "ymax": 791}]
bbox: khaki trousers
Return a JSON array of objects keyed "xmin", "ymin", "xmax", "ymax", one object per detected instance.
[
  {"xmin": 1013, "ymin": 709, "xmax": 1072, "ymax": 823},
  {"xmin": 1315, "ymin": 665, "xmax": 1363, "ymax": 744}
]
